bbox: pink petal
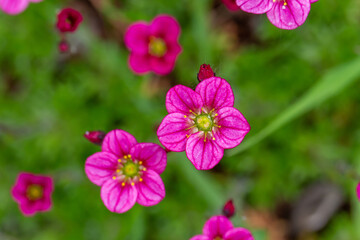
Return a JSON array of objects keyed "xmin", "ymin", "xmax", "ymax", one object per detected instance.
[
  {"xmin": 203, "ymin": 215, "xmax": 234, "ymax": 238},
  {"xmin": 29, "ymin": 0, "xmax": 43, "ymax": 2},
  {"xmin": 0, "ymin": 0, "xmax": 29, "ymax": 15},
  {"xmin": 124, "ymin": 22, "xmax": 150, "ymax": 54},
  {"xmin": 136, "ymin": 170, "xmax": 165, "ymax": 206},
  {"xmin": 190, "ymin": 235, "xmax": 211, "ymax": 240},
  {"xmin": 186, "ymin": 133, "xmax": 224, "ymax": 170},
  {"xmin": 224, "ymin": 228, "xmax": 254, "ymax": 240},
  {"xmin": 236, "ymin": 0, "xmax": 274, "ymax": 14},
  {"xmin": 100, "ymin": 179, "xmax": 137, "ymax": 213},
  {"xmin": 195, "ymin": 77, "xmax": 234, "ymax": 110},
  {"xmin": 157, "ymin": 113, "xmax": 191, "ymax": 152},
  {"xmin": 150, "ymin": 42, "xmax": 182, "ymax": 75},
  {"xmin": 129, "ymin": 143, "xmax": 167, "ymax": 174},
  {"xmin": 310, "ymin": 0, "xmax": 318, "ymax": 3},
  {"xmin": 166, "ymin": 85, "xmax": 203, "ymax": 114},
  {"xmin": 85, "ymin": 152, "xmax": 118, "ymax": 186},
  {"xmin": 214, "ymin": 107, "xmax": 250, "ymax": 149},
  {"xmin": 221, "ymin": 0, "xmax": 241, "ymax": 11},
  {"xmin": 102, "ymin": 129, "xmax": 137, "ymax": 158},
  {"xmin": 150, "ymin": 15, "xmax": 181, "ymax": 43},
  {"xmin": 266, "ymin": 0, "xmax": 311, "ymax": 30},
  {"xmin": 128, "ymin": 53, "xmax": 151, "ymax": 75},
  {"xmin": 356, "ymin": 182, "xmax": 360, "ymax": 201}
]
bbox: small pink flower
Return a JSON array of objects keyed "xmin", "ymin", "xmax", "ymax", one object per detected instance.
[
  {"xmin": 58, "ymin": 40, "xmax": 70, "ymax": 53},
  {"xmin": 221, "ymin": 0, "xmax": 241, "ymax": 11},
  {"xmin": 157, "ymin": 77, "xmax": 250, "ymax": 170},
  {"xmin": 11, "ymin": 172, "xmax": 53, "ymax": 216},
  {"xmin": 236, "ymin": 0, "xmax": 318, "ymax": 30},
  {"xmin": 84, "ymin": 130, "xmax": 106, "ymax": 145},
  {"xmin": 56, "ymin": 8, "xmax": 83, "ymax": 33},
  {"xmin": 0, "ymin": 0, "xmax": 42, "ymax": 15},
  {"xmin": 124, "ymin": 15, "xmax": 182, "ymax": 75},
  {"xmin": 197, "ymin": 64, "xmax": 215, "ymax": 82},
  {"xmin": 223, "ymin": 199, "xmax": 235, "ymax": 218},
  {"xmin": 85, "ymin": 129, "xmax": 167, "ymax": 213},
  {"xmin": 190, "ymin": 215, "xmax": 254, "ymax": 240},
  {"xmin": 357, "ymin": 182, "xmax": 360, "ymax": 201}
]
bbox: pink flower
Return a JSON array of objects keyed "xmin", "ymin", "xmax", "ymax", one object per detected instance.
[
  {"xmin": 11, "ymin": 172, "xmax": 53, "ymax": 216},
  {"xmin": 124, "ymin": 15, "xmax": 182, "ymax": 75},
  {"xmin": 223, "ymin": 199, "xmax": 235, "ymax": 218},
  {"xmin": 0, "ymin": 0, "xmax": 42, "ymax": 15},
  {"xmin": 84, "ymin": 130, "xmax": 106, "ymax": 145},
  {"xmin": 197, "ymin": 64, "xmax": 215, "ymax": 82},
  {"xmin": 85, "ymin": 129, "xmax": 167, "ymax": 213},
  {"xmin": 56, "ymin": 8, "xmax": 83, "ymax": 33},
  {"xmin": 157, "ymin": 77, "xmax": 250, "ymax": 170},
  {"xmin": 221, "ymin": 0, "xmax": 241, "ymax": 11},
  {"xmin": 190, "ymin": 215, "xmax": 254, "ymax": 240},
  {"xmin": 236, "ymin": 0, "xmax": 318, "ymax": 30},
  {"xmin": 357, "ymin": 182, "xmax": 360, "ymax": 201}
]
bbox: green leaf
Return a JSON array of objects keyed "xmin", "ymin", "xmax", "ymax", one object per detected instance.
[{"xmin": 228, "ymin": 56, "xmax": 360, "ymax": 156}]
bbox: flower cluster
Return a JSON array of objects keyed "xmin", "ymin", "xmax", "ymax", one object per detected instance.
[
  {"xmin": 125, "ymin": 15, "xmax": 182, "ymax": 75},
  {"xmin": 85, "ymin": 129, "xmax": 167, "ymax": 213},
  {"xmin": 11, "ymin": 172, "xmax": 53, "ymax": 216},
  {"xmin": 190, "ymin": 215, "xmax": 254, "ymax": 240},
  {"xmin": 222, "ymin": 0, "xmax": 319, "ymax": 30},
  {"xmin": 157, "ymin": 76, "xmax": 250, "ymax": 170},
  {"xmin": 0, "ymin": 0, "xmax": 42, "ymax": 15}
]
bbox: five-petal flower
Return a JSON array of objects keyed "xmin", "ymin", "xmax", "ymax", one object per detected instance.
[
  {"xmin": 85, "ymin": 129, "xmax": 167, "ymax": 213},
  {"xmin": 190, "ymin": 215, "xmax": 254, "ymax": 240},
  {"xmin": 157, "ymin": 77, "xmax": 250, "ymax": 170}
]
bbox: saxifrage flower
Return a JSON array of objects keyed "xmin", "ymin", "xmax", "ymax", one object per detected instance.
[
  {"xmin": 56, "ymin": 8, "xmax": 83, "ymax": 33},
  {"xmin": 236, "ymin": 0, "xmax": 319, "ymax": 30},
  {"xmin": 124, "ymin": 15, "xmax": 182, "ymax": 75},
  {"xmin": 11, "ymin": 172, "xmax": 54, "ymax": 216},
  {"xmin": 190, "ymin": 215, "xmax": 254, "ymax": 240},
  {"xmin": 157, "ymin": 77, "xmax": 250, "ymax": 170},
  {"xmin": 0, "ymin": 0, "xmax": 42, "ymax": 15},
  {"xmin": 85, "ymin": 129, "xmax": 167, "ymax": 213}
]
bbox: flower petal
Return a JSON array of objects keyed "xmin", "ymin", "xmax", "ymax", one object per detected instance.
[
  {"xmin": 186, "ymin": 132, "xmax": 224, "ymax": 170},
  {"xmin": 157, "ymin": 113, "xmax": 191, "ymax": 152},
  {"xmin": 310, "ymin": 0, "xmax": 318, "ymax": 3},
  {"xmin": 150, "ymin": 42, "xmax": 182, "ymax": 75},
  {"xmin": 136, "ymin": 170, "xmax": 165, "ymax": 206},
  {"xmin": 150, "ymin": 15, "xmax": 181, "ymax": 43},
  {"xmin": 236, "ymin": 0, "xmax": 274, "ymax": 14},
  {"xmin": 85, "ymin": 152, "xmax": 118, "ymax": 186},
  {"xmin": 130, "ymin": 143, "xmax": 167, "ymax": 174},
  {"xmin": 128, "ymin": 53, "xmax": 151, "ymax": 75},
  {"xmin": 166, "ymin": 85, "xmax": 203, "ymax": 114},
  {"xmin": 203, "ymin": 216, "xmax": 233, "ymax": 238},
  {"xmin": 190, "ymin": 235, "xmax": 211, "ymax": 240},
  {"xmin": 266, "ymin": 0, "xmax": 311, "ymax": 30},
  {"xmin": 0, "ymin": 0, "xmax": 28, "ymax": 15},
  {"xmin": 214, "ymin": 107, "xmax": 250, "ymax": 149},
  {"xmin": 125, "ymin": 22, "xmax": 150, "ymax": 54},
  {"xmin": 224, "ymin": 228, "xmax": 254, "ymax": 240},
  {"xmin": 221, "ymin": 0, "xmax": 241, "ymax": 11},
  {"xmin": 195, "ymin": 77, "xmax": 234, "ymax": 110},
  {"xmin": 102, "ymin": 129, "xmax": 137, "ymax": 158},
  {"xmin": 357, "ymin": 182, "xmax": 360, "ymax": 201},
  {"xmin": 100, "ymin": 179, "xmax": 137, "ymax": 213}
]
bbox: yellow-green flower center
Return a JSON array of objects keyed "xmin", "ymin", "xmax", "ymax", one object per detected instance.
[
  {"xmin": 214, "ymin": 237, "xmax": 223, "ymax": 240},
  {"xmin": 149, "ymin": 37, "xmax": 167, "ymax": 57},
  {"xmin": 123, "ymin": 161, "xmax": 139, "ymax": 178},
  {"xmin": 26, "ymin": 184, "xmax": 43, "ymax": 201},
  {"xmin": 195, "ymin": 114, "xmax": 213, "ymax": 132}
]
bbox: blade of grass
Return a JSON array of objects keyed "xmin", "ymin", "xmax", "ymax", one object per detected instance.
[{"xmin": 228, "ymin": 56, "xmax": 360, "ymax": 157}]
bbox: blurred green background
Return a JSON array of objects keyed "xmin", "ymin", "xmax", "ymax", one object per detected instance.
[{"xmin": 1, "ymin": 0, "xmax": 360, "ymax": 239}]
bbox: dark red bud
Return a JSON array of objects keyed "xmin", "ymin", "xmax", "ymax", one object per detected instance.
[
  {"xmin": 58, "ymin": 40, "xmax": 70, "ymax": 53},
  {"xmin": 56, "ymin": 8, "xmax": 83, "ymax": 33},
  {"xmin": 197, "ymin": 64, "xmax": 215, "ymax": 82},
  {"xmin": 84, "ymin": 131, "xmax": 106, "ymax": 146},
  {"xmin": 222, "ymin": 199, "xmax": 235, "ymax": 218}
]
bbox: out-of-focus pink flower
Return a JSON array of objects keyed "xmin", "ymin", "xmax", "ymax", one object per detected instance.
[
  {"xmin": 56, "ymin": 8, "xmax": 83, "ymax": 33},
  {"xmin": 357, "ymin": 182, "xmax": 360, "ymax": 201},
  {"xmin": 58, "ymin": 40, "xmax": 70, "ymax": 53},
  {"xmin": 0, "ymin": 0, "xmax": 42, "ymax": 15},
  {"xmin": 157, "ymin": 76, "xmax": 250, "ymax": 170},
  {"xmin": 11, "ymin": 172, "xmax": 53, "ymax": 216},
  {"xmin": 84, "ymin": 130, "xmax": 106, "ymax": 145},
  {"xmin": 197, "ymin": 64, "xmax": 215, "ymax": 82},
  {"xmin": 221, "ymin": 0, "xmax": 240, "ymax": 11},
  {"xmin": 223, "ymin": 199, "xmax": 235, "ymax": 218},
  {"xmin": 85, "ymin": 129, "xmax": 167, "ymax": 213},
  {"xmin": 190, "ymin": 215, "xmax": 254, "ymax": 240},
  {"xmin": 124, "ymin": 15, "xmax": 182, "ymax": 75},
  {"xmin": 235, "ymin": 0, "xmax": 318, "ymax": 30}
]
